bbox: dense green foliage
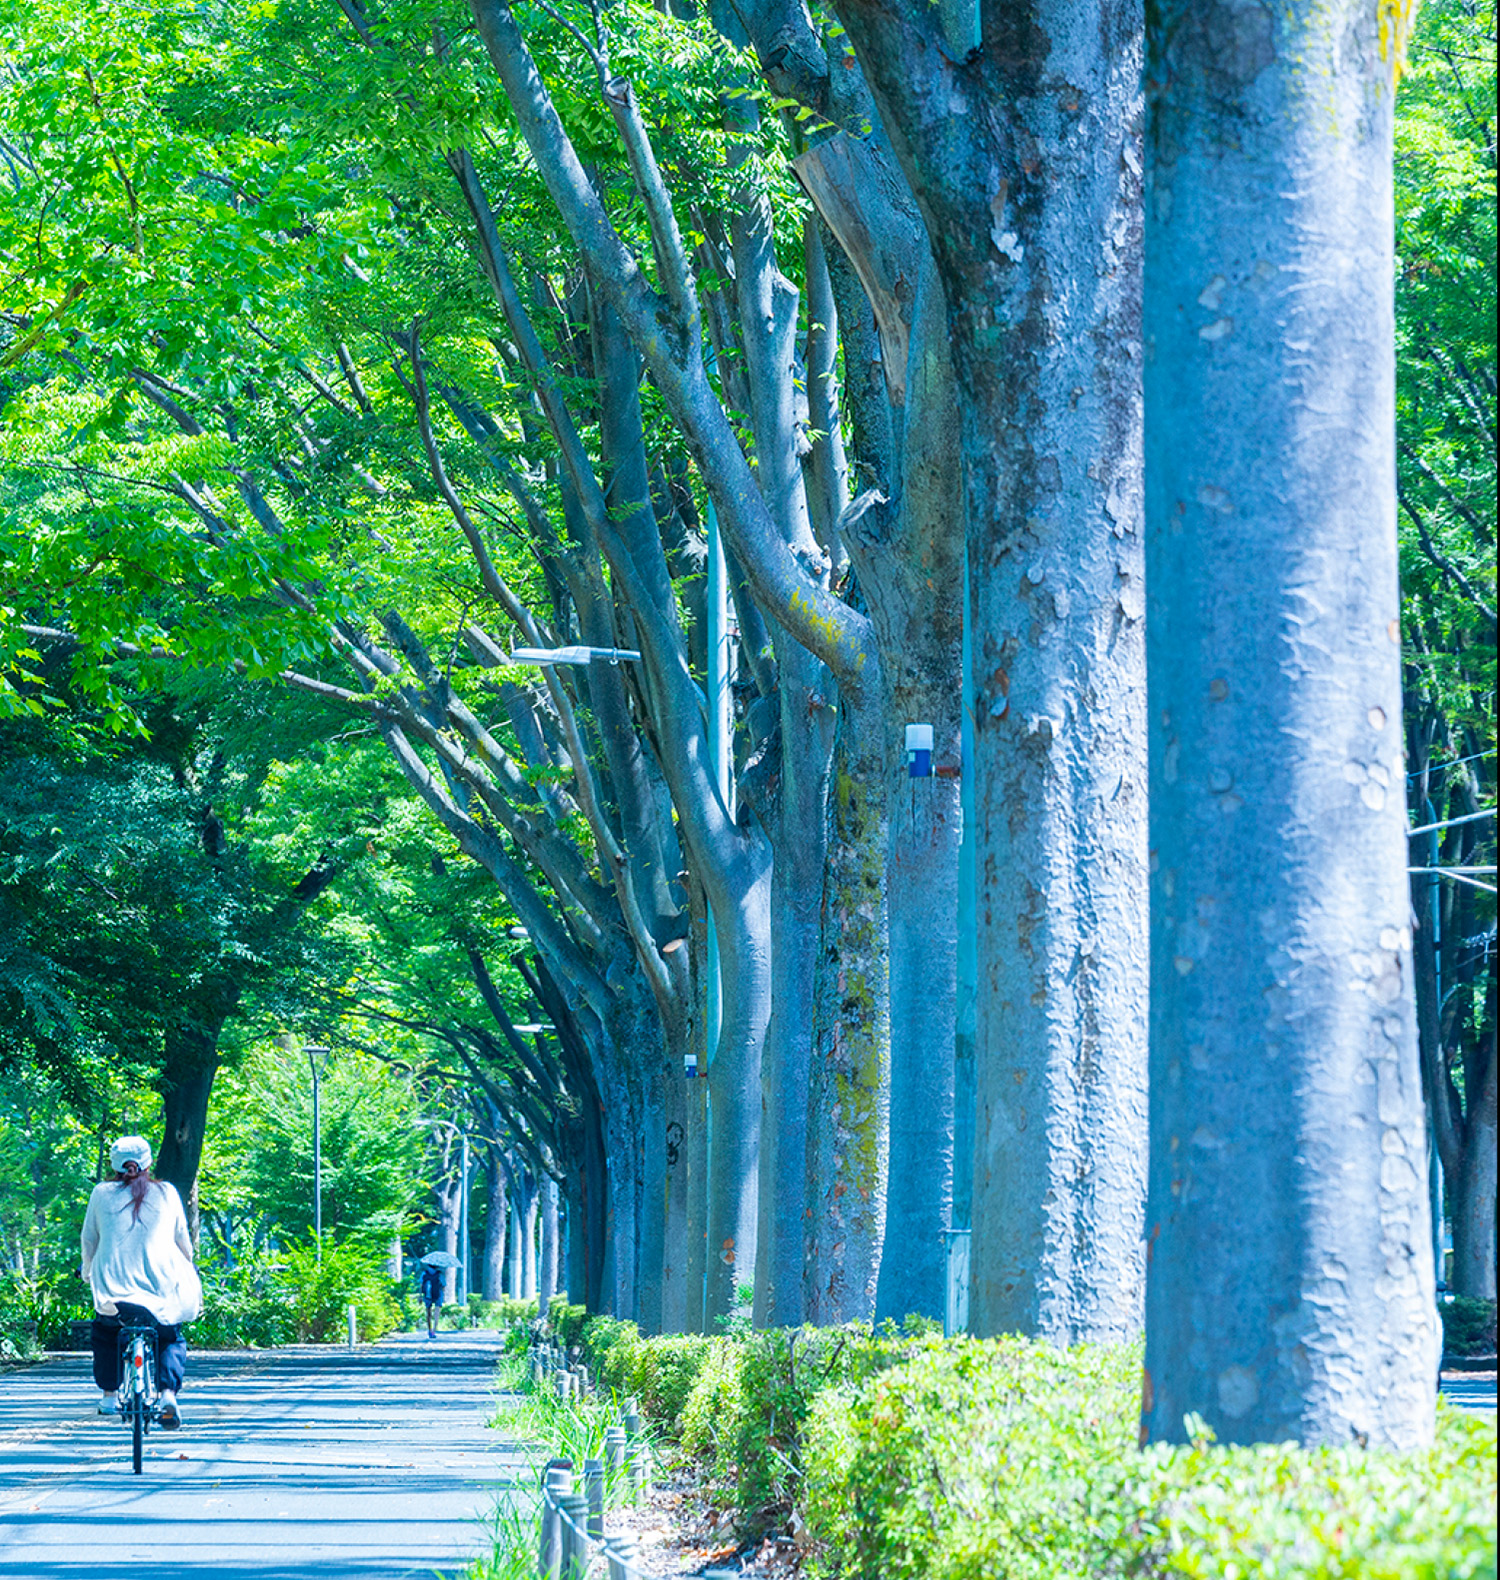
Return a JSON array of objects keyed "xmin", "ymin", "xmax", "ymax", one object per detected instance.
[
  {"xmin": 1442, "ymin": 1296, "xmax": 1499, "ymax": 1357},
  {"xmin": 1394, "ymin": 0, "xmax": 1496, "ymax": 1217}
]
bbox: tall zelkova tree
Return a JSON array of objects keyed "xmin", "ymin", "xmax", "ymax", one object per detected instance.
[
  {"xmin": 1141, "ymin": 3, "xmax": 1439, "ymax": 1448},
  {"xmin": 832, "ymin": 0, "xmax": 1149, "ymax": 1339}
]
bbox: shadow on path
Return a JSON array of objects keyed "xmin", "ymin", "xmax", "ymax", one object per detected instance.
[{"xmin": 0, "ymin": 1331, "xmax": 527, "ymax": 1580}]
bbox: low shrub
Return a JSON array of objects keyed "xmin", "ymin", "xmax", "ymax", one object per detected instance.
[
  {"xmin": 196, "ymin": 1249, "xmax": 297, "ymax": 1348},
  {"xmin": 631, "ymin": 1332, "xmax": 719, "ymax": 1434},
  {"xmin": 800, "ymin": 1336, "xmax": 1498, "ymax": 1580},
  {"xmin": 495, "ymin": 1310, "xmax": 1495, "ymax": 1579},
  {"xmin": 0, "ymin": 1267, "xmax": 93, "ymax": 1350},
  {"xmin": 279, "ymin": 1236, "xmax": 402, "ymax": 1342},
  {"xmin": 578, "ymin": 1316, "xmax": 719, "ymax": 1436},
  {"xmin": 1442, "ymin": 1296, "xmax": 1497, "ymax": 1357},
  {"xmin": 1125, "ymin": 1404, "xmax": 1496, "ymax": 1580},
  {"xmin": 547, "ymin": 1295, "xmax": 588, "ymax": 1351},
  {"xmin": 678, "ymin": 1336, "xmax": 748, "ymax": 1478},
  {"xmin": 801, "ymin": 1335, "xmax": 1141, "ymax": 1578},
  {"xmin": 491, "ymin": 1295, "xmax": 540, "ymax": 1327}
]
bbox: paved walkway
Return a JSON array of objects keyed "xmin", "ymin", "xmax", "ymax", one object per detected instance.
[
  {"xmin": 0, "ymin": 1331, "xmax": 526, "ymax": 1579},
  {"xmin": 1441, "ymin": 1371, "xmax": 1499, "ymax": 1414}
]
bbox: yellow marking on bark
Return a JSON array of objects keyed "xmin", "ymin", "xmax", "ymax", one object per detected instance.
[{"xmin": 1378, "ymin": 0, "xmax": 1419, "ymax": 83}]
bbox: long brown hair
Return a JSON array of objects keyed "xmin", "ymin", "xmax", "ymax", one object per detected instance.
[{"xmin": 115, "ymin": 1165, "xmax": 156, "ymax": 1224}]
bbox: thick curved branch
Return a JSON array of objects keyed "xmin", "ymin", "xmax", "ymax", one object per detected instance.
[{"xmin": 466, "ymin": 0, "xmax": 876, "ymax": 694}]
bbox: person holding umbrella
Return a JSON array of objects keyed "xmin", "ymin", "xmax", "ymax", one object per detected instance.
[{"xmin": 418, "ymin": 1251, "xmax": 459, "ymax": 1338}]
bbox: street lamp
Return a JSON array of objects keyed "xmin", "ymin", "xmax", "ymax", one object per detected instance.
[{"xmin": 305, "ymin": 1044, "xmax": 331, "ymax": 1263}]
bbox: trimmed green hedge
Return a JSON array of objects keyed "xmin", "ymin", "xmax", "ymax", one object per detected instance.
[
  {"xmin": 802, "ymin": 1336, "xmax": 1497, "ymax": 1579},
  {"xmin": 555, "ymin": 1317, "xmax": 1496, "ymax": 1580}
]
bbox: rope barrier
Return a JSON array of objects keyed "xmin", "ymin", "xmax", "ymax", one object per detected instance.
[
  {"xmin": 540, "ymin": 1484, "xmax": 642, "ymax": 1580},
  {"xmin": 528, "ymin": 1340, "xmax": 649, "ymax": 1580}
]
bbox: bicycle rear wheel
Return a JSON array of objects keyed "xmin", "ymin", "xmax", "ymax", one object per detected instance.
[{"xmin": 131, "ymin": 1393, "xmax": 144, "ymax": 1473}]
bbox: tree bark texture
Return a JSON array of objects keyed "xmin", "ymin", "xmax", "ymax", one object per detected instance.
[
  {"xmin": 706, "ymin": 862, "xmax": 773, "ymax": 1323},
  {"xmin": 756, "ymin": 639, "xmax": 834, "ymax": 1328},
  {"xmin": 538, "ymin": 1174, "xmax": 560, "ymax": 1312},
  {"xmin": 861, "ymin": 252, "xmax": 964, "ymax": 1326},
  {"xmin": 156, "ymin": 1022, "xmax": 226, "ymax": 1247},
  {"xmin": 804, "ymin": 694, "xmax": 890, "ymax": 1322},
  {"xmin": 835, "ymin": 0, "xmax": 1150, "ymax": 1344},
  {"xmin": 482, "ymin": 1146, "xmax": 508, "ymax": 1301},
  {"xmin": 1141, "ymin": 0, "xmax": 1438, "ymax": 1448},
  {"xmin": 660, "ymin": 1062, "xmax": 690, "ymax": 1332},
  {"xmin": 521, "ymin": 1178, "xmax": 539, "ymax": 1299}
]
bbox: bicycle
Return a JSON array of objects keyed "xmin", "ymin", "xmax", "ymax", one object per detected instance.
[{"xmin": 116, "ymin": 1319, "xmax": 162, "ymax": 1474}]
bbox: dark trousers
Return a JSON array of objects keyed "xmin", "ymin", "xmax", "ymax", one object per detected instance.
[{"xmin": 91, "ymin": 1302, "xmax": 186, "ymax": 1394}]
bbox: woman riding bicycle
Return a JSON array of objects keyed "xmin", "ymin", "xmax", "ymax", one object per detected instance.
[{"xmin": 80, "ymin": 1136, "xmax": 201, "ymax": 1429}]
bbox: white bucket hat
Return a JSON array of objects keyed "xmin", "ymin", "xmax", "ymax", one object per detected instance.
[{"xmin": 109, "ymin": 1135, "xmax": 153, "ymax": 1173}]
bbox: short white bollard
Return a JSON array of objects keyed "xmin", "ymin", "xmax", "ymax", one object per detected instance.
[{"xmin": 347, "ymin": 1304, "xmax": 357, "ymax": 1349}]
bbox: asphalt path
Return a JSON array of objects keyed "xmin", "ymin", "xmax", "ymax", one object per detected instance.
[
  {"xmin": 0, "ymin": 1331, "xmax": 526, "ymax": 1580},
  {"xmin": 1441, "ymin": 1371, "xmax": 1499, "ymax": 1414}
]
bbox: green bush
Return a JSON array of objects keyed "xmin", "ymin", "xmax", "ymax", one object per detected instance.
[
  {"xmin": 629, "ymin": 1332, "xmax": 719, "ymax": 1435},
  {"xmin": 495, "ymin": 1311, "xmax": 1496, "ymax": 1577},
  {"xmin": 547, "ymin": 1295, "xmax": 588, "ymax": 1351},
  {"xmin": 1125, "ymin": 1404, "xmax": 1496, "ymax": 1580},
  {"xmin": 1442, "ymin": 1297, "xmax": 1497, "ymax": 1356},
  {"xmin": 678, "ymin": 1337, "xmax": 748, "ymax": 1477},
  {"xmin": 279, "ymin": 1237, "xmax": 401, "ymax": 1342},
  {"xmin": 0, "ymin": 1268, "xmax": 92, "ymax": 1350},
  {"xmin": 801, "ymin": 1335, "xmax": 1140, "ymax": 1578},
  {"xmin": 492, "ymin": 1295, "xmax": 540, "ymax": 1327},
  {"xmin": 576, "ymin": 1316, "xmax": 719, "ymax": 1437},
  {"xmin": 581, "ymin": 1314, "xmax": 640, "ymax": 1389},
  {"xmin": 196, "ymin": 1249, "xmax": 296, "ymax": 1348},
  {"xmin": 799, "ymin": 1335, "xmax": 1498, "ymax": 1580}
]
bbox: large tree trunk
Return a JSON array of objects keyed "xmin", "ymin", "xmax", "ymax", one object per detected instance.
[
  {"xmin": 521, "ymin": 1176, "xmax": 539, "ymax": 1299},
  {"xmin": 660, "ymin": 1058, "xmax": 691, "ymax": 1332},
  {"xmin": 507, "ymin": 1194, "xmax": 523, "ymax": 1300},
  {"xmin": 832, "ymin": 0, "xmax": 1149, "ymax": 1344},
  {"xmin": 482, "ymin": 1147, "xmax": 508, "ymax": 1302},
  {"xmin": 564, "ymin": 1174, "xmax": 587, "ymax": 1307},
  {"xmin": 684, "ymin": 899, "xmax": 712, "ymax": 1332},
  {"xmin": 1414, "ymin": 814, "xmax": 1497, "ymax": 1301},
  {"xmin": 863, "ymin": 252, "xmax": 964, "ymax": 1326},
  {"xmin": 1450, "ymin": 1066, "xmax": 1498, "ymax": 1301},
  {"xmin": 804, "ymin": 693, "xmax": 890, "ymax": 1323},
  {"xmin": 1141, "ymin": 0, "xmax": 1438, "ymax": 1448},
  {"xmin": 636, "ymin": 1049, "xmax": 672, "ymax": 1334},
  {"xmin": 155, "ymin": 1022, "xmax": 225, "ymax": 1248},
  {"xmin": 756, "ymin": 641, "xmax": 834, "ymax": 1329},
  {"xmin": 538, "ymin": 1174, "xmax": 560, "ymax": 1312},
  {"xmin": 705, "ymin": 857, "xmax": 773, "ymax": 1326}
]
